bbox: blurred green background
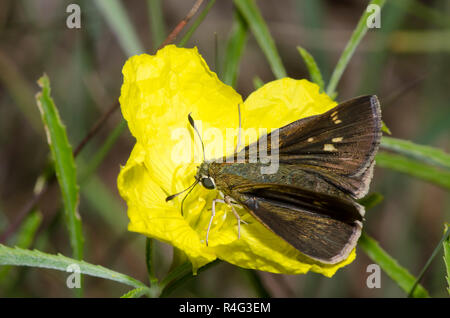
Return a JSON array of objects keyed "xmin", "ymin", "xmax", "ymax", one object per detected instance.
[{"xmin": 0, "ymin": 0, "xmax": 449, "ymax": 297}]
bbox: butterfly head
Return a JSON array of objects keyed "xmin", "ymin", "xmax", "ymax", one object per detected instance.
[{"xmin": 196, "ymin": 162, "xmax": 216, "ymax": 190}]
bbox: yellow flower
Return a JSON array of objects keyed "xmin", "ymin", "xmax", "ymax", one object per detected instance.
[{"xmin": 117, "ymin": 45, "xmax": 356, "ymax": 276}]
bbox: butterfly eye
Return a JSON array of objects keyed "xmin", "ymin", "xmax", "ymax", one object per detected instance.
[{"xmin": 201, "ymin": 177, "xmax": 215, "ymax": 190}]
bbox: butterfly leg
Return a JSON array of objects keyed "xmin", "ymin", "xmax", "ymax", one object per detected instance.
[
  {"xmin": 224, "ymin": 195, "xmax": 247, "ymax": 239},
  {"xmin": 206, "ymin": 198, "xmax": 225, "ymax": 246}
]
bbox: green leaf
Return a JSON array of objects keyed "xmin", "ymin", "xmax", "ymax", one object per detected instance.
[
  {"xmin": 179, "ymin": 0, "xmax": 217, "ymax": 47},
  {"xmin": 296, "ymin": 46, "xmax": 325, "ymax": 92},
  {"xmin": 147, "ymin": 0, "xmax": 167, "ymax": 50},
  {"xmin": 326, "ymin": 0, "xmax": 387, "ymax": 96},
  {"xmin": 376, "ymin": 151, "xmax": 450, "ymax": 190},
  {"xmin": 234, "ymin": 0, "xmax": 286, "ymax": 79},
  {"xmin": 0, "ymin": 244, "xmax": 149, "ymax": 291},
  {"xmin": 36, "ymin": 74, "xmax": 83, "ymax": 261},
  {"xmin": 359, "ymin": 233, "xmax": 430, "ymax": 298},
  {"xmin": 94, "ymin": 0, "xmax": 144, "ymax": 56},
  {"xmin": 381, "ymin": 136, "xmax": 450, "ymax": 170},
  {"xmin": 222, "ymin": 10, "xmax": 248, "ymax": 87},
  {"xmin": 444, "ymin": 224, "xmax": 450, "ymax": 295}
]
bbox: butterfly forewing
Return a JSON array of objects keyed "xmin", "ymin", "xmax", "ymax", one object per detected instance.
[{"xmin": 239, "ymin": 95, "xmax": 381, "ymax": 199}]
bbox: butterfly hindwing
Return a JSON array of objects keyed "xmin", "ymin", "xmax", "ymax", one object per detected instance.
[{"xmin": 229, "ymin": 183, "xmax": 363, "ymax": 264}]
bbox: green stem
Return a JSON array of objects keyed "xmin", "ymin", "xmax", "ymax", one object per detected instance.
[{"xmin": 146, "ymin": 238, "xmax": 159, "ymax": 286}]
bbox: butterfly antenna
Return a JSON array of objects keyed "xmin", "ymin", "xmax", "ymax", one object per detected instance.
[
  {"xmin": 166, "ymin": 179, "xmax": 199, "ymax": 202},
  {"xmin": 180, "ymin": 180, "xmax": 199, "ymax": 216},
  {"xmin": 188, "ymin": 113, "xmax": 206, "ymax": 162}
]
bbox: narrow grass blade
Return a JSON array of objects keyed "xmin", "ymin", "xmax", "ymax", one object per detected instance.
[
  {"xmin": 376, "ymin": 152, "xmax": 450, "ymax": 190},
  {"xmin": 326, "ymin": 0, "xmax": 386, "ymax": 96},
  {"xmin": 120, "ymin": 287, "xmax": 149, "ymax": 298},
  {"xmin": 94, "ymin": 0, "xmax": 144, "ymax": 56},
  {"xmin": 0, "ymin": 211, "xmax": 42, "ymax": 281},
  {"xmin": 147, "ymin": 0, "xmax": 167, "ymax": 49},
  {"xmin": 234, "ymin": 0, "xmax": 286, "ymax": 79},
  {"xmin": 381, "ymin": 136, "xmax": 450, "ymax": 170},
  {"xmin": 444, "ymin": 224, "xmax": 450, "ymax": 295},
  {"xmin": 222, "ymin": 10, "xmax": 248, "ymax": 87},
  {"xmin": 297, "ymin": 46, "xmax": 325, "ymax": 92},
  {"xmin": 36, "ymin": 74, "xmax": 83, "ymax": 261},
  {"xmin": 408, "ymin": 226, "xmax": 450, "ymax": 297},
  {"xmin": 0, "ymin": 244, "xmax": 149, "ymax": 291},
  {"xmin": 359, "ymin": 233, "xmax": 430, "ymax": 298},
  {"xmin": 179, "ymin": 0, "xmax": 217, "ymax": 47}
]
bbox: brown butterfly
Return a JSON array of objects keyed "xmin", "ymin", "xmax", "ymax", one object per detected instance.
[{"xmin": 167, "ymin": 95, "xmax": 382, "ymax": 264}]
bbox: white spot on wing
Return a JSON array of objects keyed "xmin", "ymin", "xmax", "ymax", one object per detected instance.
[{"xmin": 323, "ymin": 144, "xmax": 337, "ymax": 151}]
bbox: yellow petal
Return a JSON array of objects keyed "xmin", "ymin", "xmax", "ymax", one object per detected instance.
[
  {"xmin": 118, "ymin": 45, "xmax": 243, "ymax": 272},
  {"xmin": 119, "ymin": 44, "xmax": 243, "ymax": 193},
  {"xmin": 117, "ymin": 143, "xmax": 216, "ymax": 271},
  {"xmin": 242, "ymin": 78, "xmax": 337, "ymax": 138}
]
